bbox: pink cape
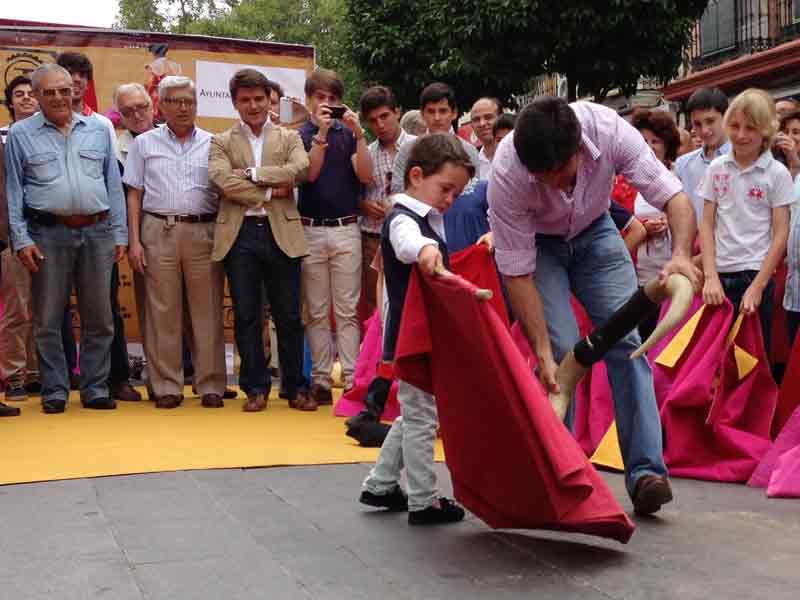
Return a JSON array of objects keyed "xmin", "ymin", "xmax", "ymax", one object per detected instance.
[
  {"xmin": 748, "ymin": 406, "xmax": 800, "ymax": 498},
  {"xmin": 334, "ymin": 245, "xmax": 508, "ymax": 420},
  {"xmin": 394, "ymin": 267, "xmax": 635, "ymax": 543},
  {"xmin": 651, "ymin": 298, "xmax": 777, "ymax": 482}
]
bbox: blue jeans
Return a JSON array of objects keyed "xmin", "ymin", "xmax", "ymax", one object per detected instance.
[
  {"xmin": 30, "ymin": 220, "xmax": 115, "ymax": 404},
  {"xmin": 534, "ymin": 213, "xmax": 667, "ymax": 497},
  {"xmin": 224, "ymin": 218, "xmax": 306, "ymax": 398}
]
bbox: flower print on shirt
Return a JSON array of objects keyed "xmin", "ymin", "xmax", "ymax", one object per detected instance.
[
  {"xmin": 747, "ymin": 186, "xmax": 765, "ymax": 202},
  {"xmin": 711, "ymin": 172, "xmax": 731, "ymax": 199}
]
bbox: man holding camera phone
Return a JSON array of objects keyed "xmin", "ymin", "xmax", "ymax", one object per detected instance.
[{"xmin": 297, "ymin": 69, "xmax": 373, "ymax": 410}]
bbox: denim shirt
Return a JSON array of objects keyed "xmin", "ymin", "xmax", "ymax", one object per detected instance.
[{"xmin": 3, "ymin": 112, "xmax": 128, "ymax": 251}]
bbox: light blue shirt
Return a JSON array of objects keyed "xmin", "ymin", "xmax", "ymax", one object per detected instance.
[
  {"xmin": 784, "ymin": 175, "xmax": 800, "ymax": 312},
  {"xmin": 4, "ymin": 112, "xmax": 127, "ymax": 251},
  {"xmin": 675, "ymin": 141, "xmax": 731, "ymax": 225}
]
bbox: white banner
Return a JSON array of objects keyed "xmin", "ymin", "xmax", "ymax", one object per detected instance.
[{"xmin": 195, "ymin": 60, "xmax": 307, "ymax": 119}]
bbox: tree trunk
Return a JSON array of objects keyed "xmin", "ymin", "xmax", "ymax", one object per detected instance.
[{"xmin": 567, "ymin": 75, "xmax": 577, "ymax": 102}]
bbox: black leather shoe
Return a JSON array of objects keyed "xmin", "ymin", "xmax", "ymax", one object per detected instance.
[
  {"xmin": 408, "ymin": 498, "xmax": 465, "ymax": 525},
  {"xmin": 0, "ymin": 401, "xmax": 21, "ymax": 417},
  {"xmin": 42, "ymin": 399, "xmax": 66, "ymax": 414},
  {"xmin": 360, "ymin": 485, "xmax": 408, "ymax": 511},
  {"xmin": 632, "ymin": 475, "xmax": 673, "ymax": 515},
  {"xmin": 223, "ymin": 388, "xmax": 238, "ymax": 400},
  {"xmin": 82, "ymin": 397, "xmax": 117, "ymax": 410},
  {"xmin": 346, "ymin": 414, "xmax": 391, "ymax": 447}
]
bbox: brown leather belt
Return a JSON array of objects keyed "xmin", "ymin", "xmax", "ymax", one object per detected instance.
[
  {"xmin": 362, "ymin": 231, "xmax": 381, "ymax": 239},
  {"xmin": 146, "ymin": 212, "xmax": 217, "ymax": 223},
  {"xmin": 301, "ymin": 215, "xmax": 359, "ymax": 227}
]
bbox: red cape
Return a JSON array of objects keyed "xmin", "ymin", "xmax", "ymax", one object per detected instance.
[{"xmin": 394, "ymin": 267, "xmax": 635, "ymax": 543}]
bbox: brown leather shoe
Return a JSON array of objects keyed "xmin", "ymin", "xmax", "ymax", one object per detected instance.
[
  {"xmin": 633, "ymin": 475, "xmax": 673, "ymax": 515},
  {"xmin": 289, "ymin": 390, "xmax": 318, "ymax": 412},
  {"xmin": 242, "ymin": 393, "xmax": 267, "ymax": 412},
  {"xmin": 201, "ymin": 394, "xmax": 224, "ymax": 408},
  {"xmin": 155, "ymin": 394, "xmax": 182, "ymax": 409},
  {"xmin": 111, "ymin": 382, "xmax": 143, "ymax": 402},
  {"xmin": 309, "ymin": 384, "xmax": 333, "ymax": 406}
]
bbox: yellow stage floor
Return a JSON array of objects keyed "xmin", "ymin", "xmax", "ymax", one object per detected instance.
[{"xmin": 0, "ymin": 387, "xmax": 445, "ymax": 485}]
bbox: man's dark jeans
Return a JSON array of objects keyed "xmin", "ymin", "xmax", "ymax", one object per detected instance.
[{"xmin": 225, "ymin": 219, "xmax": 305, "ymax": 398}]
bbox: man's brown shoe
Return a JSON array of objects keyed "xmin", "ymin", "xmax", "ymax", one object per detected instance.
[
  {"xmin": 633, "ymin": 475, "xmax": 673, "ymax": 515},
  {"xmin": 289, "ymin": 390, "xmax": 318, "ymax": 411},
  {"xmin": 111, "ymin": 382, "xmax": 142, "ymax": 402},
  {"xmin": 201, "ymin": 394, "xmax": 224, "ymax": 408},
  {"xmin": 155, "ymin": 394, "xmax": 182, "ymax": 409},
  {"xmin": 309, "ymin": 384, "xmax": 333, "ymax": 406},
  {"xmin": 243, "ymin": 393, "xmax": 267, "ymax": 412}
]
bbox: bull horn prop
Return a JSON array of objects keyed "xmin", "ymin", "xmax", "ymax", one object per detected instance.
[{"xmin": 548, "ymin": 273, "xmax": 693, "ymax": 421}]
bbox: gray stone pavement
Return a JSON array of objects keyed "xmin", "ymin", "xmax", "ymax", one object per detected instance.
[{"xmin": 0, "ymin": 464, "xmax": 797, "ymax": 600}]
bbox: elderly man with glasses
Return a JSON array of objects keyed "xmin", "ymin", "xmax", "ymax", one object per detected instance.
[
  {"xmin": 4, "ymin": 63, "xmax": 128, "ymax": 414},
  {"xmin": 123, "ymin": 76, "xmax": 226, "ymax": 410}
]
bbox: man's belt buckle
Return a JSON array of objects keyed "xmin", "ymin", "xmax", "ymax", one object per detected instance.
[
  {"xmin": 166, "ymin": 215, "xmax": 177, "ymax": 227},
  {"xmin": 62, "ymin": 215, "xmax": 87, "ymax": 228}
]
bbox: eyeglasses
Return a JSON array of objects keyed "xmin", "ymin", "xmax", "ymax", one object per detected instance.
[
  {"xmin": 119, "ymin": 103, "xmax": 152, "ymax": 117},
  {"xmin": 161, "ymin": 98, "xmax": 196, "ymax": 107},
  {"xmin": 41, "ymin": 87, "xmax": 72, "ymax": 98}
]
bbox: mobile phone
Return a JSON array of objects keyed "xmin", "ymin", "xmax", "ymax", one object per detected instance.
[
  {"xmin": 279, "ymin": 96, "xmax": 292, "ymax": 124},
  {"xmin": 326, "ymin": 105, "xmax": 346, "ymax": 119}
]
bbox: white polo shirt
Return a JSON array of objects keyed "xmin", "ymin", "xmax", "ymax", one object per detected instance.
[{"xmin": 699, "ymin": 149, "xmax": 794, "ymax": 273}]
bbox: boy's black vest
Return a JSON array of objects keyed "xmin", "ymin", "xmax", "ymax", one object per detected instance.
[{"xmin": 381, "ymin": 203, "xmax": 450, "ymax": 361}]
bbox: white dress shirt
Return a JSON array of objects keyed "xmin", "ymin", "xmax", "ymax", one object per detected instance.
[
  {"xmin": 388, "ymin": 192, "xmax": 446, "ymax": 263},
  {"xmin": 241, "ymin": 121, "xmax": 272, "ymax": 217}
]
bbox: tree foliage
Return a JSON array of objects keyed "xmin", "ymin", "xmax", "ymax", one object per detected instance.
[
  {"xmin": 347, "ymin": 0, "xmax": 711, "ymax": 108},
  {"xmin": 115, "ymin": 0, "xmax": 361, "ymax": 105}
]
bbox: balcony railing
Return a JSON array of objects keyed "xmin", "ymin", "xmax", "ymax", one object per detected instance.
[{"xmin": 690, "ymin": 0, "xmax": 800, "ymax": 71}]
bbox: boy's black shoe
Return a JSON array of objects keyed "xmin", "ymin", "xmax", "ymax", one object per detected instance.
[
  {"xmin": 359, "ymin": 485, "xmax": 408, "ymax": 512},
  {"xmin": 408, "ymin": 498, "xmax": 465, "ymax": 526},
  {"xmin": 42, "ymin": 399, "xmax": 66, "ymax": 414},
  {"xmin": 0, "ymin": 401, "xmax": 21, "ymax": 417}
]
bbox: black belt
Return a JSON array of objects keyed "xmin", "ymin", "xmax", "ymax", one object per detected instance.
[
  {"xmin": 24, "ymin": 207, "xmax": 109, "ymax": 229},
  {"xmin": 244, "ymin": 215, "xmax": 270, "ymax": 225},
  {"xmin": 301, "ymin": 215, "xmax": 359, "ymax": 227},
  {"xmin": 362, "ymin": 231, "xmax": 381, "ymax": 239},
  {"xmin": 146, "ymin": 212, "xmax": 217, "ymax": 223}
]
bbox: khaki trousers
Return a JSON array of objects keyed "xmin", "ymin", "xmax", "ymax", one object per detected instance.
[
  {"xmin": 0, "ymin": 248, "xmax": 37, "ymax": 382},
  {"xmin": 301, "ymin": 223, "xmax": 362, "ymax": 389},
  {"xmin": 140, "ymin": 214, "xmax": 225, "ymax": 397}
]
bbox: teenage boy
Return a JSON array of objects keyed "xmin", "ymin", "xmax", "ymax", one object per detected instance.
[
  {"xmin": 391, "ymin": 83, "xmax": 481, "ymax": 194},
  {"xmin": 358, "ymin": 85, "xmax": 416, "ymax": 321},
  {"xmin": 675, "ymin": 87, "xmax": 731, "ymax": 225},
  {"xmin": 298, "ymin": 69, "xmax": 373, "ymax": 409}
]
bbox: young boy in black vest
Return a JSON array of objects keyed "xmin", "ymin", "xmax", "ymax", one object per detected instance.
[{"xmin": 359, "ymin": 133, "xmax": 475, "ymax": 525}]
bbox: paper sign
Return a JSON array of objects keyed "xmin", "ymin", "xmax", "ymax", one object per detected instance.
[{"xmin": 195, "ymin": 60, "xmax": 307, "ymax": 119}]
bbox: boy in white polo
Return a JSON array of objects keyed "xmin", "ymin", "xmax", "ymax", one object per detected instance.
[{"xmin": 699, "ymin": 88, "xmax": 794, "ymax": 353}]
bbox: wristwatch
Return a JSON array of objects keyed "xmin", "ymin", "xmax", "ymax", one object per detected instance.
[{"xmin": 245, "ymin": 167, "xmax": 257, "ymax": 182}]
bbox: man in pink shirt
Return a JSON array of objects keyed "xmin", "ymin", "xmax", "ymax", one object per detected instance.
[{"xmin": 488, "ymin": 96, "xmax": 700, "ymax": 515}]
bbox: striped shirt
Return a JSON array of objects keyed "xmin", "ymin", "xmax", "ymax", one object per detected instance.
[
  {"xmin": 784, "ymin": 176, "xmax": 800, "ymax": 311},
  {"xmin": 487, "ymin": 101, "xmax": 683, "ymax": 276},
  {"xmin": 122, "ymin": 124, "xmax": 219, "ymax": 215},
  {"xmin": 361, "ymin": 130, "xmax": 415, "ymax": 234}
]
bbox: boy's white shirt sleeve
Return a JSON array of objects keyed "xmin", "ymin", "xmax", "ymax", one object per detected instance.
[
  {"xmin": 771, "ymin": 165, "xmax": 796, "ymax": 208},
  {"xmin": 389, "ymin": 214, "xmax": 439, "ymax": 264}
]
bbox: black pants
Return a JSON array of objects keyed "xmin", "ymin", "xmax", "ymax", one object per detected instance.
[
  {"xmin": 719, "ymin": 270, "xmax": 775, "ymax": 355},
  {"xmin": 224, "ymin": 219, "xmax": 306, "ymax": 398},
  {"xmin": 108, "ymin": 263, "xmax": 130, "ymax": 385}
]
